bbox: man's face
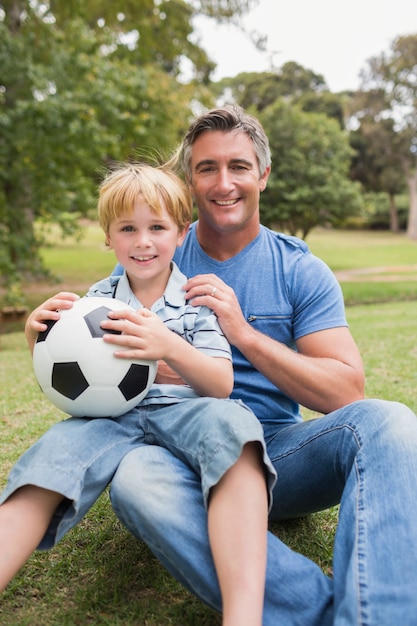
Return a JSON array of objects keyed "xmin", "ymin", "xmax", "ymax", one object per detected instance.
[{"xmin": 188, "ymin": 130, "xmax": 270, "ymax": 235}]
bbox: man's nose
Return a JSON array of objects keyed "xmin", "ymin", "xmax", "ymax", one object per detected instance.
[{"xmin": 215, "ymin": 168, "xmax": 234, "ymax": 191}]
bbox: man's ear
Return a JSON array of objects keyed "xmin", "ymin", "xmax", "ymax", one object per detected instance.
[{"xmin": 259, "ymin": 166, "xmax": 271, "ymax": 192}]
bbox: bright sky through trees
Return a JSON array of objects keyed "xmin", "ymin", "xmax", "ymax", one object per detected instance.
[{"xmin": 194, "ymin": 0, "xmax": 417, "ymax": 91}]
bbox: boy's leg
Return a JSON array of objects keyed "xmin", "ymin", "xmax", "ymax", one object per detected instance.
[
  {"xmin": 0, "ymin": 485, "xmax": 63, "ymax": 591},
  {"xmin": 140, "ymin": 398, "xmax": 276, "ymax": 508},
  {"xmin": 0, "ymin": 410, "xmax": 147, "ymax": 550},
  {"xmin": 208, "ymin": 441, "xmax": 268, "ymax": 626}
]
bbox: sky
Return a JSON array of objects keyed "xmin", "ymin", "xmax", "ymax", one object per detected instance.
[{"xmin": 193, "ymin": 0, "xmax": 417, "ymax": 92}]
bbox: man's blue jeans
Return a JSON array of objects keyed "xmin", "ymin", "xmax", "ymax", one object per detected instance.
[{"xmin": 110, "ymin": 399, "xmax": 417, "ymax": 626}]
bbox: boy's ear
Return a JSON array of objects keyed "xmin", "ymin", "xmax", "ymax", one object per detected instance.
[{"xmin": 177, "ymin": 222, "xmax": 190, "ymax": 246}]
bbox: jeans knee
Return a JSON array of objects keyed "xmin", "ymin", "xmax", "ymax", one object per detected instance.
[
  {"xmin": 346, "ymin": 398, "xmax": 417, "ymax": 455},
  {"xmin": 109, "ymin": 455, "xmax": 131, "ymax": 516},
  {"xmin": 110, "ymin": 445, "xmax": 188, "ymax": 525},
  {"xmin": 110, "ymin": 449, "xmax": 150, "ymax": 512},
  {"xmin": 364, "ymin": 398, "xmax": 415, "ymax": 429}
]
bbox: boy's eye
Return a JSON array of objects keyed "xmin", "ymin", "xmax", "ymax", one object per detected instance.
[
  {"xmin": 151, "ymin": 224, "xmax": 164, "ymax": 231},
  {"xmin": 122, "ymin": 225, "xmax": 135, "ymax": 232}
]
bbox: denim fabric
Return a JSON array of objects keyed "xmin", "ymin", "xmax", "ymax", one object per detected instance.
[
  {"xmin": 0, "ymin": 397, "xmax": 275, "ymax": 549},
  {"xmin": 110, "ymin": 398, "xmax": 417, "ymax": 626}
]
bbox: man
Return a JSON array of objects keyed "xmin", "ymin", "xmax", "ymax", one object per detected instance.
[{"xmin": 110, "ymin": 105, "xmax": 417, "ymax": 625}]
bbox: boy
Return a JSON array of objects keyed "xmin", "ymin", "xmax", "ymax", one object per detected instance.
[{"xmin": 0, "ymin": 163, "xmax": 275, "ymax": 626}]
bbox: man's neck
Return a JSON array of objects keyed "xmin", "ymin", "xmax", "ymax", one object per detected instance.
[{"xmin": 196, "ymin": 221, "xmax": 260, "ymax": 262}]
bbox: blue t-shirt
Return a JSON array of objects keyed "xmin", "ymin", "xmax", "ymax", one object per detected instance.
[{"xmin": 114, "ymin": 224, "xmax": 347, "ymax": 425}]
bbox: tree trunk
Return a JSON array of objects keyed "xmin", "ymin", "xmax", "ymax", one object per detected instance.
[
  {"xmin": 388, "ymin": 192, "xmax": 399, "ymax": 232},
  {"xmin": 406, "ymin": 167, "xmax": 417, "ymax": 240}
]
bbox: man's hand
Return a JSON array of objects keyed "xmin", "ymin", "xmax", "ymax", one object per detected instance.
[{"xmin": 183, "ymin": 273, "xmax": 248, "ymax": 346}]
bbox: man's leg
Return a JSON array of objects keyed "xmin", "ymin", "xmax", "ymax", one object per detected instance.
[
  {"xmin": 110, "ymin": 445, "xmax": 333, "ymax": 626},
  {"xmin": 267, "ymin": 399, "xmax": 417, "ymax": 626}
]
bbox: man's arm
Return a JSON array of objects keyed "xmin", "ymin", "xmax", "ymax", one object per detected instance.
[
  {"xmin": 231, "ymin": 323, "xmax": 364, "ymax": 414},
  {"xmin": 184, "ymin": 274, "xmax": 364, "ymax": 414}
]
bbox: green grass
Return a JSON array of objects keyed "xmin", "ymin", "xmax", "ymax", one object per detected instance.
[
  {"xmin": 38, "ymin": 222, "xmax": 115, "ymax": 288},
  {"xmin": 1, "ymin": 226, "xmax": 417, "ymax": 624},
  {"xmin": 341, "ymin": 280, "xmax": 417, "ymax": 306},
  {"xmin": 347, "ymin": 301, "xmax": 417, "ymax": 411},
  {"xmin": 307, "ymin": 228, "xmax": 417, "ymax": 271}
]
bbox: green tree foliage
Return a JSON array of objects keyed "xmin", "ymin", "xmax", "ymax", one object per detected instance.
[
  {"xmin": 214, "ymin": 62, "xmax": 345, "ymax": 126},
  {"xmin": 258, "ymin": 100, "xmax": 362, "ymax": 238},
  {"xmin": 0, "ymin": 0, "xmax": 257, "ymax": 300},
  {"xmin": 351, "ymin": 33, "xmax": 417, "ymax": 239},
  {"xmin": 349, "ymin": 110, "xmax": 405, "ymax": 231}
]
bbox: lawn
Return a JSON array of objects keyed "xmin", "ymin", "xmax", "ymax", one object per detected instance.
[{"xmin": 1, "ymin": 226, "xmax": 417, "ymax": 624}]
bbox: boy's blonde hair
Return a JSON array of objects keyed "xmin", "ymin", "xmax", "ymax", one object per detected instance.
[{"xmin": 98, "ymin": 163, "xmax": 192, "ymax": 234}]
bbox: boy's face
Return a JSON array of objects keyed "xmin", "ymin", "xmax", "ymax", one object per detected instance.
[{"xmin": 107, "ymin": 198, "xmax": 187, "ymax": 289}]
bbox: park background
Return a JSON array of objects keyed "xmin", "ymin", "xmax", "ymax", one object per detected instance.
[{"xmin": 1, "ymin": 1, "xmax": 417, "ymax": 624}]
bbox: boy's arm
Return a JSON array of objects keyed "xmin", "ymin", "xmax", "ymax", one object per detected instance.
[
  {"xmin": 163, "ymin": 339, "xmax": 232, "ymax": 398},
  {"xmin": 101, "ymin": 308, "xmax": 233, "ymax": 399}
]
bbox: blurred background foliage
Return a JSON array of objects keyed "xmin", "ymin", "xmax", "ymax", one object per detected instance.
[{"xmin": 1, "ymin": 0, "xmax": 417, "ymax": 304}]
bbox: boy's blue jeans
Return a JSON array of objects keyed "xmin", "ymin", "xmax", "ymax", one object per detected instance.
[
  {"xmin": 0, "ymin": 397, "xmax": 275, "ymax": 548},
  {"xmin": 110, "ymin": 399, "xmax": 417, "ymax": 626}
]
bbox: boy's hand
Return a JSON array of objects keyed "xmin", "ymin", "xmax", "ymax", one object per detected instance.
[
  {"xmin": 25, "ymin": 292, "xmax": 80, "ymax": 352},
  {"xmin": 101, "ymin": 307, "xmax": 176, "ymax": 361}
]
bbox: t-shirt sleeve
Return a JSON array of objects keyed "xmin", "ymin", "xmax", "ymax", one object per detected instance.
[{"xmin": 290, "ymin": 251, "xmax": 348, "ymax": 340}]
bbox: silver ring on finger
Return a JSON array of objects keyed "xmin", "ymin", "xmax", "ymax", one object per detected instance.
[{"xmin": 210, "ymin": 286, "xmax": 217, "ymax": 297}]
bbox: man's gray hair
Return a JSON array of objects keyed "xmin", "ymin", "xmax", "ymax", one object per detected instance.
[{"xmin": 170, "ymin": 104, "xmax": 271, "ymax": 181}]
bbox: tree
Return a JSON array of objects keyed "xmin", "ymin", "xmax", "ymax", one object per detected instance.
[
  {"xmin": 0, "ymin": 0, "xmax": 258, "ymax": 302},
  {"xmin": 258, "ymin": 100, "xmax": 362, "ymax": 238},
  {"xmin": 214, "ymin": 62, "xmax": 327, "ymax": 109},
  {"xmin": 213, "ymin": 62, "xmax": 346, "ymax": 127},
  {"xmin": 349, "ymin": 110, "xmax": 406, "ymax": 231},
  {"xmin": 352, "ymin": 34, "xmax": 417, "ymax": 239}
]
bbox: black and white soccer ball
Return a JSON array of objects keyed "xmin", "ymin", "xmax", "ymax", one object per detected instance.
[{"xmin": 33, "ymin": 297, "xmax": 157, "ymax": 418}]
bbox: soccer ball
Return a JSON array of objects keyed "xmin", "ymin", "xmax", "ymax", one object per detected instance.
[{"xmin": 33, "ymin": 297, "xmax": 157, "ymax": 418}]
